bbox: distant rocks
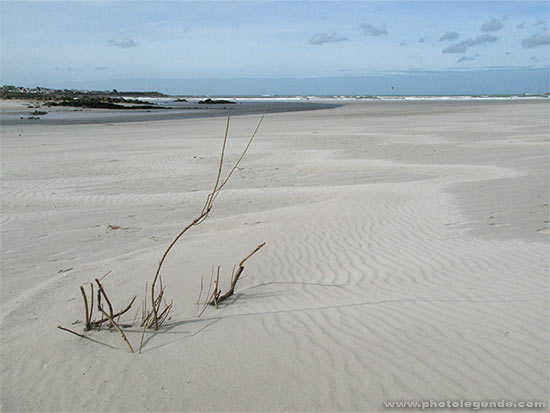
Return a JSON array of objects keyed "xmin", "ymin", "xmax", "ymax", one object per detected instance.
[
  {"xmin": 198, "ymin": 98, "xmax": 235, "ymax": 105},
  {"xmin": 174, "ymin": 98, "xmax": 187, "ymax": 102},
  {"xmin": 45, "ymin": 97, "xmax": 167, "ymax": 110}
]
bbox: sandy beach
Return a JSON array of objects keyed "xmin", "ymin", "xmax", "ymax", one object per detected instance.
[{"xmin": 1, "ymin": 100, "xmax": 548, "ymax": 411}]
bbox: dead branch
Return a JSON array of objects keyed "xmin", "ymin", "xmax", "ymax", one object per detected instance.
[
  {"xmin": 213, "ymin": 266, "xmax": 221, "ymax": 308},
  {"xmin": 209, "ymin": 242, "xmax": 265, "ymax": 306},
  {"xmin": 62, "ymin": 111, "xmax": 267, "ymax": 354},
  {"xmin": 80, "ymin": 286, "xmax": 91, "ymax": 331},
  {"xmin": 95, "ymin": 278, "xmax": 114, "ymax": 326},
  {"xmin": 89, "ymin": 283, "xmax": 94, "ymax": 325},
  {"xmin": 91, "ymin": 296, "xmax": 136, "ymax": 327},
  {"xmin": 147, "ymin": 110, "xmax": 266, "ymax": 331},
  {"xmin": 99, "ymin": 308, "xmax": 135, "ymax": 353},
  {"xmin": 57, "ymin": 325, "xmax": 87, "ymax": 338}
]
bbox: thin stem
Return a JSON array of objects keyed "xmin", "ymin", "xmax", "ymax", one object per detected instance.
[
  {"xmin": 80, "ymin": 286, "xmax": 90, "ymax": 331},
  {"xmin": 99, "ymin": 308, "xmax": 135, "ymax": 353}
]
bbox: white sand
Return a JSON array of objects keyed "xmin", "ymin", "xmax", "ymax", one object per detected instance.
[{"xmin": 1, "ymin": 100, "xmax": 548, "ymax": 411}]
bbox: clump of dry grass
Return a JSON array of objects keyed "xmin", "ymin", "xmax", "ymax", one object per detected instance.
[
  {"xmin": 57, "ymin": 271, "xmax": 137, "ymax": 352},
  {"xmin": 59, "ymin": 111, "xmax": 266, "ymax": 353}
]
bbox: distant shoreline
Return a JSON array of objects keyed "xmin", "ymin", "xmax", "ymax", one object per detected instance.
[
  {"xmin": 2, "ymin": 95, "xmax": 548, "ymax": 127},
  {"xmin": 0, "ymin": 98, "xmax": 341, "ymax": 126}
]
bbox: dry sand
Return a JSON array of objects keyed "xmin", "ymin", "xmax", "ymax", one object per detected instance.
[{"xmin": 1, "ymin": 100, "xmax": 548, "ymax": 411}]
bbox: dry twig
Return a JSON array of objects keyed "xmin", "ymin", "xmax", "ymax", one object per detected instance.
[
  {"xmin": 146, "ymin": 110, "xmax": 266, "ymax": 331},
  {"xmin": 99, "ymin": 308, "xmax": 135, "ymax": 353},
  {"xmin": 57, "ymin": 325, "xmax": 87, "ymax": 338},
  {"xmin": 209, "ymin": 242, "xmax": 265, "ymax": 306}
]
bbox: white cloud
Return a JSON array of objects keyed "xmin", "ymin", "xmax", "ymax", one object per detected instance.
[
  {"xmin": 308, "ymin": 32, "xmax": 348, "ymax": 45},
  {"xmin": 516, "ymin": 21, "xmax": 527, "ymax": 30},
  {"xmin": 457, "ymin": 56, "xmax": 475, "ymax": 63},
  {"xmin": 521, "ymin": 29, "xmax": 550, "ymax": 48},
  {"xmin": 440, "ymin": 31, "xmax": 459, "ymax": 41},
  {"xmin": 360, "ymin": 24, "xmax": 387, "ymax": 36},
  {"xmin": 109, "ymin": 38, "xmax": 139, "ymax": 48},
  {"xmin": 442, "ymin": 34, "xmax": 498, "ymax": 54},
  {"xmin": 481, "ymin": 18, "xmax": 505, "ymax": 32}
]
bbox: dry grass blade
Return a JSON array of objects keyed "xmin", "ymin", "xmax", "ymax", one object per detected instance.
[
  {"xmin": 99, "ymin": 270, "xmax": 112, "ymax": 281},
  {"xmin": 138, "ymin": 322, "xmax": 147, "ymax": 354},
  {"xmin": 132, "ymin": 306, "xmax": 140, "ymax": 327},
  {"xmin": 196, "ymin": 274, "xmax": 204, "ymax": 306},
  {"xmin": 213, "ymin": 266, "xmax": 221, "ymax": 309}
]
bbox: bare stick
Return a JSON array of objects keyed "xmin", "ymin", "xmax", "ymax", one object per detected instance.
[
  {"xmin": 96, "ymin": 286, "xmax": 102, "ymax": 331},
  {"xmin": 157, "ymin": 301, "xmax": 173, "ymax": 326},
  {"xmin": 132, "ymin": 305, "xmax": 140, "ymax": 327},
  {"xmin": 212, "ymin": 243, "xmax": 266, "ymax": 305},
  {"xmin": 202, "ymin": 116, "xmax": 230, "ymax": 215},
  {"xmin": 142, "ymin": 281, "xmax": 148, "ymax": 325},
  {"xmin": 57, "ymin": 325, "xmax": 87, "ymax": 338},
  {"xmin": 97, "ymin": 286, "xmax": 102, "ymax": 311},
  {"xmin": 213, "ymin": 266, "xmax": 221, "ymax": 309},
  {"xmin": 92, "ymin": 296, "xmax": 136, "ymax": 327},
  {"xmin": 99, "ymin": 308, "xmax": 134, "ymax": 353},
  {"xmin": 211, "ymin": 106, "xmax": 267, "ymax": 202},
  {"xmin": 150, "ymin": 215, "xmax": 203, "ymax": 329},
  {"xmin": 80, "ymin": 286, "xmax": 91, "ymax": 331},
  {"xmin": 239, "ymin": 242, "xmax": 266, "ymax": 266},
  {"xmin": 138, "ymin": 322, "xmax": 147, "ymax": 354},
  {"xmin": 95, "ymin": 278, "xmax": 114, "ymax": 326},
  {"xmin": 195, "ymin": 274, "xmax": 204, "ymax": 314},
  {"xmin": 149, "ymin": 112, "xmax": 265, "ymax": 329},
  {"xmin": 99, "ymin": 270, "xmax": 112, "ymax": 281},
  {"xmin": 196, "ymin": 274, "xmax": 204, "ymax": 307},
  {"xmin": 89, "ymin": 283, "xmax": 94, "ymax": 326},
  {"xmin": 230, "ymin": 264, "xmax": 236, "ymax": 284}
]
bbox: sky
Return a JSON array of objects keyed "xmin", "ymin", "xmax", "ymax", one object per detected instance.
[{"xmin": 1, "ymin": 0, "xmax": 549, "ymax": 95}]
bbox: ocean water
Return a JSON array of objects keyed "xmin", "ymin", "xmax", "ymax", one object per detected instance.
[
  {"xmin": 132, "ymin": 94, "xmax": 549, "ymax": 104},
  {"xmin": 3, "ymin": 95, "xmax": 547, "ymax": 126}
]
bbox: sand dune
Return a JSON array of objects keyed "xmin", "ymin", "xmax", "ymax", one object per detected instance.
[{"xmin": 1, "ymin": 101, "xmax": 548, "ymax": 411}]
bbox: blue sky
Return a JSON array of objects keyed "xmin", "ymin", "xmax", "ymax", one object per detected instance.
[{"xmin": 1, "ymin": 1, "xmax": 549, "ymax": 94}]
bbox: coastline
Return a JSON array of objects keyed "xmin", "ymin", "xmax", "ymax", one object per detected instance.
[
  {"xmin": 0, "ymin": 98, "xmax": 341, "ymax": 126},
  {"xmin": 1, "ymin": 100, "xmax": 548, "ymax": 411},
  {"xmin": 2, "ymin": 95, "xmax": 547, "ymax": 126}
]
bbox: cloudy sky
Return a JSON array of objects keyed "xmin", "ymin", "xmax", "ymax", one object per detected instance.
[{"xmin": 1, "ymin": 1, "xmax": 549, "ymax": 94}]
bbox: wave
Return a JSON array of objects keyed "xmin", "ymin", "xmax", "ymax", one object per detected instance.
[{"xmin": 134, "ymin": 94, "xmax": 549, "ymax": 103}]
